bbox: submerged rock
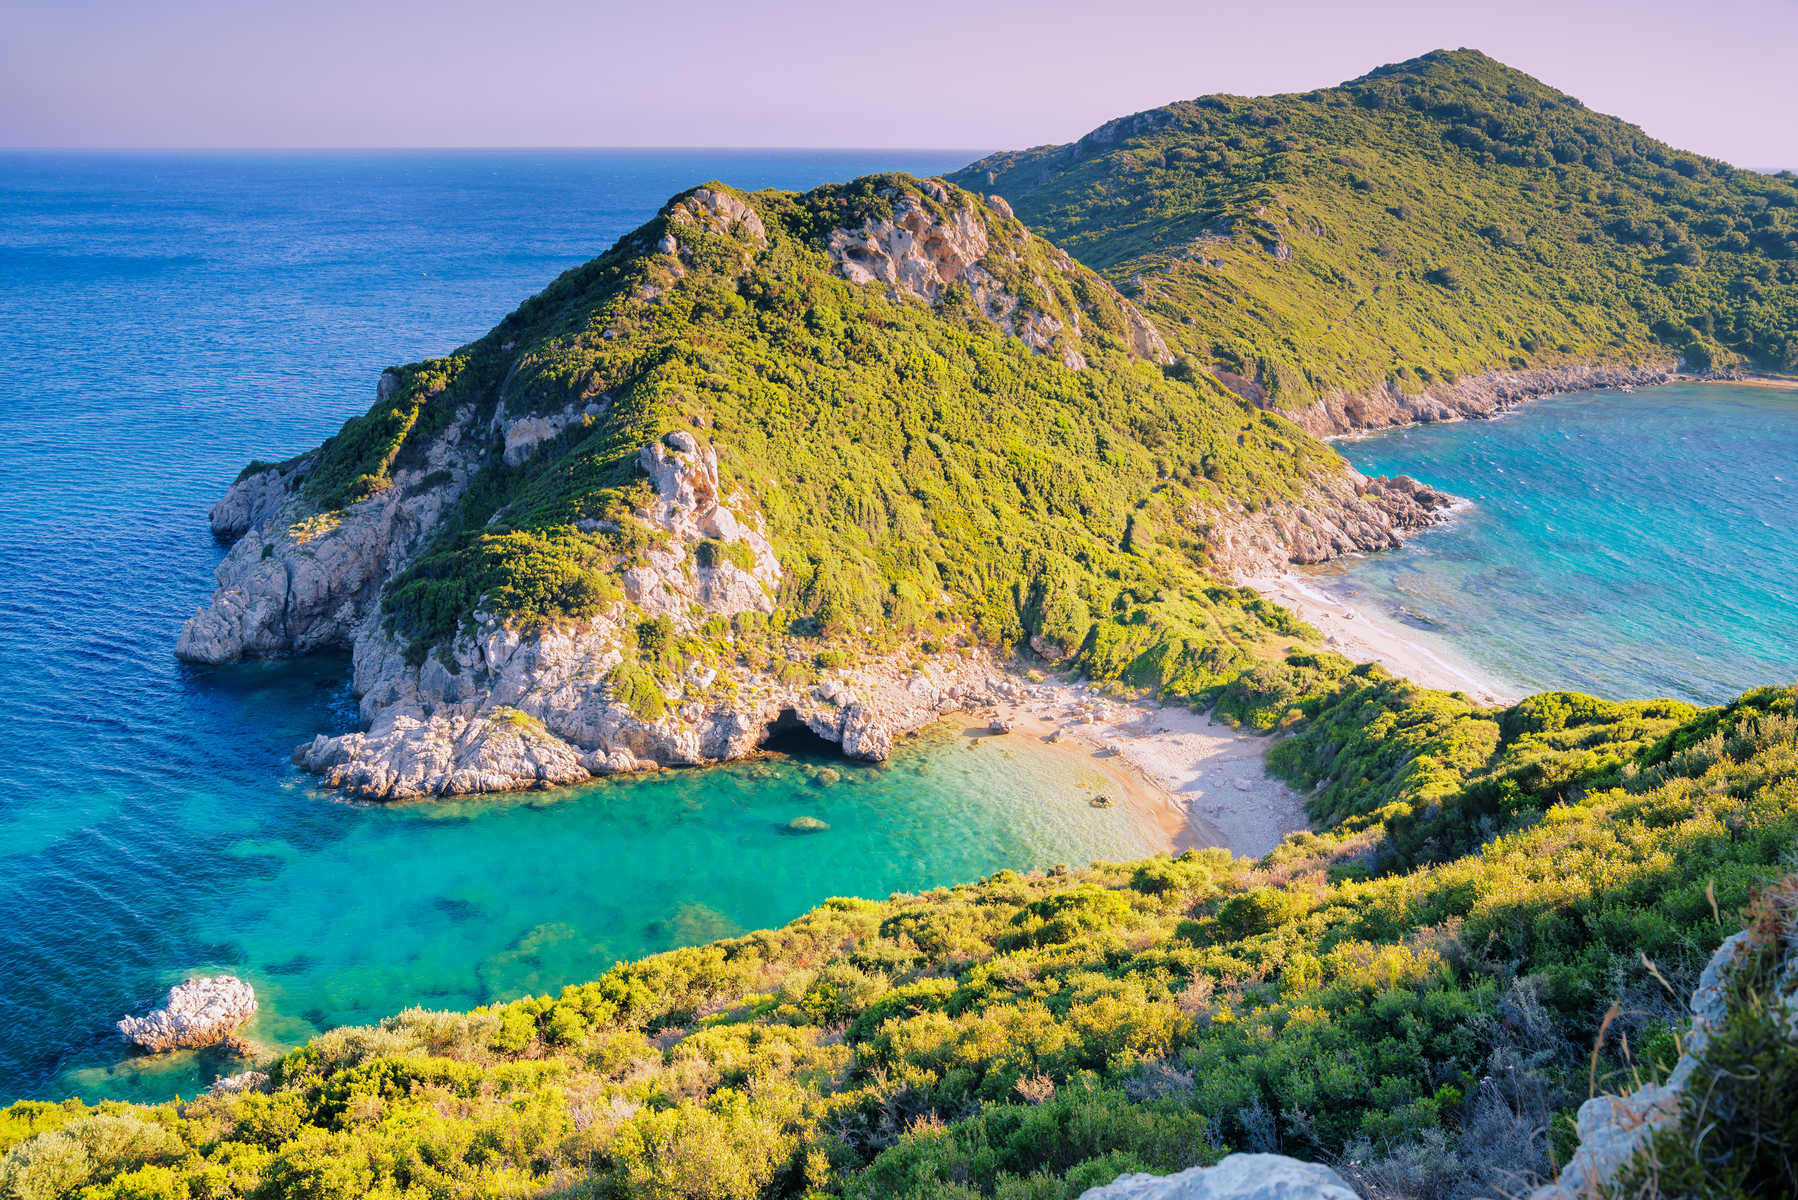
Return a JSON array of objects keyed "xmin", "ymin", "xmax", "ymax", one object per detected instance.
[
  {"xmin": 785, "ymin": 816, "xmax": 830, "ymax": 833},
  {"xmin": 118, "ymin": 976, "xmax": 257, "ymax": 1053},
  {"xmin": 207, "ymin": 1070, "xmax": 272, "ymax": 1095},
  {"xmin": 1078, "ymin": 1153, "xmax": 1358, "ymax": 1200}
]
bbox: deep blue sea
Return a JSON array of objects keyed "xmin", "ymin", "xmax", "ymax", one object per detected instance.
[
  {"xmin": 0, "ymin": 150, "xmax": 1175, "ymax": 1106},
  {"xmin": 1326, "ymin": 383, "xmax": 1798, "ymax": 704}
]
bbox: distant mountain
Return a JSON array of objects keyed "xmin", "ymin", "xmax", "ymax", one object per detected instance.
[{"xmin": 954, "ymin": 49, "xmax": 1798, "ymax": 430}]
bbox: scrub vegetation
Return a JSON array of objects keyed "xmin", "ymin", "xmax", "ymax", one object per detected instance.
[
  {"xmin": 954, "ymin": 48, "xmax": 1798, "ymax": 406},
  {"xmin": 2, "ymin": 682, "xmax": 1795, "ymax": 1198},
  {"xmin": 7, "ymin": 48, "xmax": 1797, "ymax": 1200}
]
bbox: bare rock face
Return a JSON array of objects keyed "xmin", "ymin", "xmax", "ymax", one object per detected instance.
[
  {"xmin": 826, "ymin": 183, "xmax": 1169, "ymax": 370},
  {"xmin": 118, "ymin": 976, "xmax": 257, "ymax": 1053},
  {"xmin": 1078, "ymin": 1154, "xmax": 1359, "ymax": 1200},
  {"xmin": 1208, "ymin": 470, "xmax": 1455, "ymax": 579},
  {"xmin": 1272, "ymin": 361, "xmax": 1681, "ymax": 438},
  {"xmin": 667, "ymin": 186, "xmax": 768, "ymax": 245},
  {"xmin": 175, "ymin": 385, "xmax": 479, "ymax": 666},
  {"xmin": 294, "ymin": 632, "xmax": 1004, "ymax": 800},
  {"xmin": 828, "ymin": 187, "xmax": 990, "ymax": 299},
  {"xmin": 1528, "ymin": 924, "xmax": 1798, "ymax": 1200}
]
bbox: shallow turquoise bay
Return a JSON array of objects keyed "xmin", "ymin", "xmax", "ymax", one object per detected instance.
[
  {"xmin": 0, "ymin": 150, "xmax": 1159, "ymax": 1105},
  {"xmin": 1326, "ymin": 382, "xmax": 1798, "ymax": 704}
]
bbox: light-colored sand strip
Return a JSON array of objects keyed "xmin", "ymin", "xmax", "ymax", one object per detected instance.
[
  {"xmin": 977, "ymin": 681, "xmax": 1309, "ymax": 859},
  {"xmin": 1720, "ymin": 374, "xmax": 1798, "ymax": 391},
  {"xmin": 1246, "ymin": 569, "xmax": 1524, "ymax": 707}
]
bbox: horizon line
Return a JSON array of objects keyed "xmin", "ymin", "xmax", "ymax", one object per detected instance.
[{"xmin": 0, "ymin": 144, "xmax": 996, "ymax": 155}]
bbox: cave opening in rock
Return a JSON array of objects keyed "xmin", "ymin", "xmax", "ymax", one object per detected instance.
[{"xmin": 759, "ymin": 708, "xmax": 841, "ymax": 759}]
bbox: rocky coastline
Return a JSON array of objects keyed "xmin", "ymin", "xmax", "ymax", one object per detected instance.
[
  {"xmin": 172, "ymin": 182, "xmax": 1465, "ymax": 804},
  {"xmin": 176, "ymin": 398, "xmax": 1451, "ymax": 802},
  {"xmin": 1264, "ymin": 359, "xmax": 1683, "ymax": 439}
]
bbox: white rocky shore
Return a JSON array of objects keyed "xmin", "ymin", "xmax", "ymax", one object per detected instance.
[
  {"xmin": 177, "ymin": 412, "xmax": 1448, "ymax": 803},
  {"xmin": 118, "ymin": 976, "xmax": 257, "ymax": 1053},
  {"xmin": 177, "ymin": 400, "xmax": 1017, "ymax": 799}
]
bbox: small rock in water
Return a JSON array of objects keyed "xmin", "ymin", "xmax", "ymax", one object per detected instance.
[
  {"xmin": 989, "ymin": 717, "xmax": 1013, "ymax": 734},
  {"xmin": 814, "ymin": 766, "xmax": 842, "ymax": 785},
  {"xmin": 785, "ymin": 816, "xmax": 830, "ymax": 833},
  {"xmin": 118, "ymin": 975, "xmax": 257, "ymax": 1053}
]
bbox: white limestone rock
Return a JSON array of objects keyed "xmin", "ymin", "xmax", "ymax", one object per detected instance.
[
  {"xmin": 118, "ymin": 976, "xmax": 257, "ymax": 1053},
  {"xmin": 208, "ymin": 1071, "xmax": 273, "ymax": 1095},
  {"xmin": 1528, "ymin": 927, "xmax": 1797, "ymax": 1199},
  {"xmin": 1078, "ymin": 1153, "xmax": 1359, "ymax": 1200}
]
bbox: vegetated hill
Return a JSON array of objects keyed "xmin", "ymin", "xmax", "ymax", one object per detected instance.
[
  {"xmin": 176, "ymin": 174, "xmax": 1436, "ymax": 797},
  {"xmin": 7, "ymin": 676, "xmax": 1795, "ymax": 1198},
  {"xmin": 952, "ymin": 49, "xmax": 1798, "ymax": 429}
]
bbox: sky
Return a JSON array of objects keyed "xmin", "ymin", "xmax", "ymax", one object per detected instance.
[{"xmin": 5, "ymin": 0, "xmax": 1796, "ymax": 168}]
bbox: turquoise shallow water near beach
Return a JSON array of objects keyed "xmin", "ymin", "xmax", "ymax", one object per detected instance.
[
  {"xmin": 0, "ymin": 150, "xmax": 1165, "ymax": 1105},
  {"xmin": 1327, "ymin": 383, "xmax": 1798, "ymax": 704}
]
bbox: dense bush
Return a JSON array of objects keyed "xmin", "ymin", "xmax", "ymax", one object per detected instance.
[
  {"xmin": 269, "ymin": 174, "xmax": 1343, "ymax": 706},
  {"xmin": 957, "ymin": 48, "xmax": 1798, "ymax": 401}
]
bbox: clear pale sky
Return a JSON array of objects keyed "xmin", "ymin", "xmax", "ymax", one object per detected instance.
[{"xmin": 5, "ymin": 0, "xmax": 1795, "ymax": 168}]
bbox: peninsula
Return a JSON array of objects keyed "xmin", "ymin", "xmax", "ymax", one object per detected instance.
[{"xmin": 11, "ymin": 49, "xmax": 1793, "ymax": 1200}]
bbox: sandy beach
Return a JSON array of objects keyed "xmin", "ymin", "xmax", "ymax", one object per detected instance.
[
  {"xmin": 972, "ymin": 680, "xmax": 1311, "ymax": 859},
  {"xmin": 1246, "ymin": 569, "xmax": 1523, "ymax": 707},
  {"xmin": 1721, "ymin": 374, "xmax": 1798, "ymax": 391}
]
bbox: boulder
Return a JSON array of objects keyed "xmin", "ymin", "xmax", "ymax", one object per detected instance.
[
  {"xmin": 1078, "ymin": 1153, "xmax": 1359, "ymax": 1200},
  {"xmin": 119, "ymin": 976, "xmax": 257, "ymax": 1052}
]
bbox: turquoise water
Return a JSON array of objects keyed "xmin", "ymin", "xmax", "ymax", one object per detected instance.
[
  {"xmin": 1326, "ymin": 383, "xmax": 1798, "ymax": 704},
  {"xmin": 0, "ymin": 151, "xmax": 1164, "ymax": 1105}
]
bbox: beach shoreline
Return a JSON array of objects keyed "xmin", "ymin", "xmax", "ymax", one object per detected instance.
[
  {"xmin": 967, "ymin": 680, "xmax": 1311, "ymax": 860},
  {"xmin": 1246, "ymin": 568, "xmax": 1524, "ymax": 707}
]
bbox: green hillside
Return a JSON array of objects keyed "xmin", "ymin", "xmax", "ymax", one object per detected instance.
[
  {"xmin": 252, "ymin": 174, "xmax": 1343, "ymax": 702},
  {"xmin": 14, "ymin": 51, "xmax": 1798, "ymax": 1200},
  {"xmin": 952, "ymin": 49, "xmax": 1798, "ymax": 409},
  {"xmin": 6, "ymin": 677, "xmax": 1795, "ymax": 1198}
]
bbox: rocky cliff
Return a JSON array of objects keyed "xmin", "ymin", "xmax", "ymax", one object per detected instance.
[
  {"xmin": 177, "ymin": 173, "xmax": 1452, "ymax": 800},
  {"xmin": 1206, "ymin": 472, "xmax": 1454, "ymax": 579},
  {"xmin": 1266, "ymin": 360, "xmax": 1684, "ymax": 439},
  {"xmin": 183, "ymin": 415, "xmax": 1008, "ymax": 799}
]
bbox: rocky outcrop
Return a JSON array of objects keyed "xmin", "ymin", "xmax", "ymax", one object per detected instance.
[
  {"xmin": 826, "ymin": 181, "xmax": 1169, "ymax": 370},
  {"xmin": 119, "ymin": 976, "xmax": 257, "ymax": 1053},
  {"xmin": 207, "ymin": 1070, "xmax": 273, "ymax": 1095},
  {"xmin": 175, "ymin": 392, "xmax": 479, "ymax": 665},
  {"xmin": 1078, "ymin": 1154, "xmax": 1359, "ymax": 1200},
  {"xmin": 294, "ymin": 635, "xmax": 1005, "ymax": 800},
  {"xmin": 667, "ymin": 186, "xmax": 767, "ymax": 246},
  {"xmin": 180, "ymin": 361, "xmax": 1025, "ymax": 801},
  {"xmin": 1265, "ymin": 361, "xmax": 1681, "ymax": 439},
  {"xmin": 1208, "ymin": 471, "xmax": 1455, "ymax": 579},
  {"xmin": 1528, "ymin": 916, "xmax": 1798, "ymax": 1200}
]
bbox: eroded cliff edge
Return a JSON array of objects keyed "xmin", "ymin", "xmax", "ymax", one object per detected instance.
[{"xmin": 177, "ymin": 176, "xmax": 1445, "ymax": 800}]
